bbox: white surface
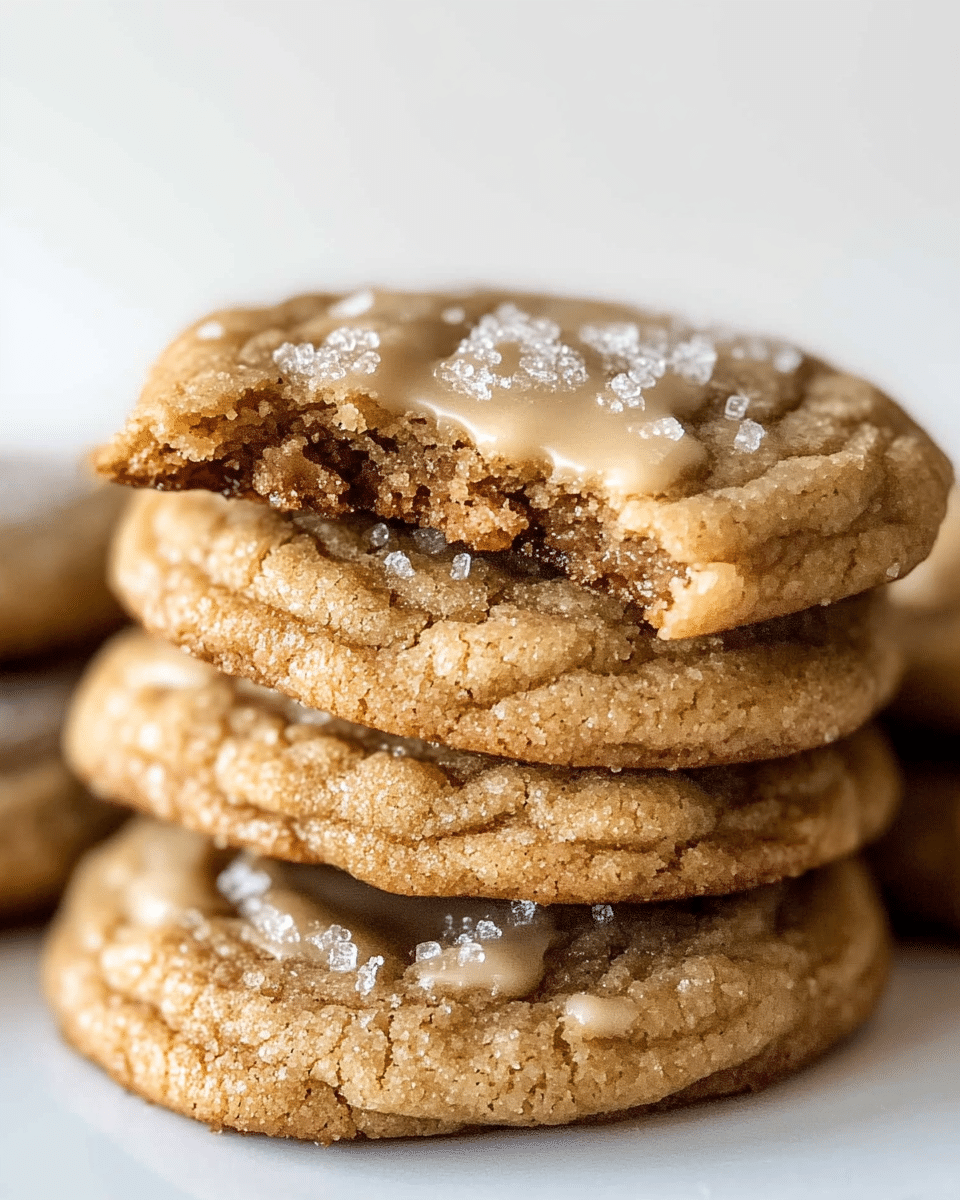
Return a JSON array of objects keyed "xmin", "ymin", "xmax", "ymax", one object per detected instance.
[
  {"xmin": 1, "ymin": 929, "xmax": 958, "ymax": 1200},
  {"xmin": 1, "ymin": 0, "xmax": 959, "ymax": 462}
]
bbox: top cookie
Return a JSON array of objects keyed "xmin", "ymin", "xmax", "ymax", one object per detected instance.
[{"xmin": 94, "ymin": 290, "xmax": 952, "ymax": 638}]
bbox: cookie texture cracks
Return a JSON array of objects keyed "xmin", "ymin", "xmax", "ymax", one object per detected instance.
[
  {"xmin": 93, "ymin": 290, "xmax": 952, "ymax": 639},
  {"xmin": 109, "ymin": 491, "xmax": 903, "ymax": 770},
  {"xmin": 64, "ymin": 630, "xmax": 901, "ymax": 903},
  {"xmin": 43, "ymin": 819, "xmax": 890, "ymax": 1141}
]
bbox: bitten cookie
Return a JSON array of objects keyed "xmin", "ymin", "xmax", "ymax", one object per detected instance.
[
  {"xmin": 0, "ymin": 662, "xmax": 120, "ymax": 916},
  {"xmin": 109, "ymin": 489, "xmax": 903, "ymax": 769},
  {"xmin": 0, "ymin": 456, "xmax": 126, "ymax": 660},
  {"xmin": 890, "ymin": 486, "xmax": 960, "ymax": 730},
  {"xmin": 65, "ymin": 629, "xmax": 901, "ymax": 903},
  {"xmin": 43, "ymin": 819, "xmax": 889, "ymax": 1141},
  {"xmin": 93, "ymin": 289, "xmax": 952, "ymax": 639}
]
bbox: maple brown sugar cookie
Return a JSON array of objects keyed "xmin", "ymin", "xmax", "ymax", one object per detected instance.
[
  {"xmin": 108, "ymin": 489, "xmax": 903, "ymax": 770},
  {"xmin": 0, "ymin": 661, "xmax": 120, "ymax": 916},
  {"xmin": 43, "ymin": 819, "xmax": 890, "ymax": 1141},
  {"xmin": 93, "ymin": 290, "xmax": 952, "ymax": 639},
  {"xmin": 0, "ymin": 456, "xmax": 126, "ymax": 660},
  {"xmin": 65, "ymin": 629, "xmax": 901, "ymax": 904}
]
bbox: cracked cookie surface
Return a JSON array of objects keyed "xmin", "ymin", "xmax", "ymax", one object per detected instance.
[
  {"xmin": 110, "ymin": 489, "xmax": 902, "ymax": 769},
  {"xmin": 94, "ymin": 290, "xmax": 952, "ymax": 639},
  {"xmin": 66, "ymin": 629, "xmax": 900, "ymax": 903},
  {"xmin": 43, "ymin": 819, "xmax": 889, "ymax": 1141}
]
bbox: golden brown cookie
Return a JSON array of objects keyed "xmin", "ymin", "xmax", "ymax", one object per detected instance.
[
  {"xmin": 0, "ymin": 661, "xmax": 120, "ymax": 916},
  {"xmin": 889, "ymin": 486, "xmax": 960, "ymax": 730},
  {"xmin": 43, "ymin": 819, "xmax": 889, "ymax": 1141},
  {"xmin": 94, "ymin": 290, "xmax": 952, "ymax": 639},
  {"xmin": 65, "ymin": 629, "xmax": 901, "ymax": 903},
  {"xmin": 0, "ymin": 456, "xmax": 126, "ymax": 660},
  {"xmin": 109, "ymin": 489, "xmax": 903, "ymax": 770}
]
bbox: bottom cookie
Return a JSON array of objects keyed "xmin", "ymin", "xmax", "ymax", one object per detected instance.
[{"xmin": 44, "ymin": 819, "xmax": 889, "ymax": 1141}]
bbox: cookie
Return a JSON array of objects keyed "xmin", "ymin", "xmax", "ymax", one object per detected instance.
[
  {"xmin": 872, "ymin": 751, "xmax": 960, "ymax": 934},
  {"xmin": 65, "ymin": 629, "xmax": 901, "ymax": 903},
  {"xmin": 0, "ymin": 455, "xmax": 126, "ymax": 660},
  {"xmin": 43, "ymin": 818, "xmax": 889, "ymax": 1141},
  {"xmin": 1, "ymin": 661, "xmax": 120, "ymax": 916},
  {"xmin": 889, "ymin": 486, "xmax": 960, "ymax": 730},
  {"xmin": 109, "ymin": 489, "xmax": 902, "ymax": 769},
  {"xmin": 93, "ymin": 290, "xmax": 952, "ymax": 639}
]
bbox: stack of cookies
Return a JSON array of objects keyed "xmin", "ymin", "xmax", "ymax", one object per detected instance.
[
  {"xmin": 0, "ymin": 458, "xmax": 125, "ymax": 918},
  {"xmin": 44, "ymin": 291, "xmax": 953, "ymax": 1141}
]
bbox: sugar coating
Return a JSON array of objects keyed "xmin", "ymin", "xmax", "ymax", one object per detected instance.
[
  {"xmin": 64, "ymin": 629, "xmax": 901, "ymax": 903},
  {"xmin": 42, "ymin": 819, "xmax": 891, "ymax": 1142},
  {"xmin": 108, "ymin": 491, "xmax": 904, "ymax": 770}
]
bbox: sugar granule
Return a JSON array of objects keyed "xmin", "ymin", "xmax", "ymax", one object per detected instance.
[
  {"xmin": 669, "ymin": 335, "xmax": 717, "ymax": 385},
  {"xmin": 724, "ymin": 394, "xmax": 750, "ymax": 420},
  {"xmin": 413, "ymin": 527, "xmax": 447, "ymax": 555},
  {"xmin": 450, "ymin": 552, "xmax": 472, "ymax": 580},
  {"xmin": 415, "ymin": 941, "xmax": 442, "ymax": 962},
  {"xmin": 457, "ymin": 942, "xmax": 485, "ymax": 965},
  {"xmin": 355, "ymin": 955, "xmax": 384, "ymax": 995},
  {"xmin": 384, "ymin": 550, "xmax": 415, "ymax": 578},
  {"xmin": 436, "ymin": 303, "xmax": 587, "ymax": 401},
  {"xmin": 734, "ymin": 419, "xmax": 765, "ymax": 453},
  {"xmin": 632, "ymin": 417, "xmax": 685, "ymax": 441},
  {"xmin": 591, "ymin": 904, "xmax": 614, "ymax": 925},
  {"xmin": 217, "ymin": 857, "xmax": 271, "ymax": 904},
  {"xmin": 273, "ymin": 326, "xmax": 380, "ymax": 384},
  {"xmin": 511, "ymin": 899, "xmax": 538, "ymax": 926},
  {"xmin": 369, "ymin": 522, "xmax": 390, "ymax": 549},
  {"xmin": 328, "ymin": 940, "xmax": 359, "ymax": 973},
  {"xmin": 475, "ymin": 918, "xmax": 503, "ymax": 941}
]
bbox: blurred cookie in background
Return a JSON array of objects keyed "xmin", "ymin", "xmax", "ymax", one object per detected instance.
[
  {"xmin": 872, "ymin": 728, "xmax": 960, "ymax": 937},
  {"xmin": 1, "ymin": 660, "xmax": 121, "ymax": 918},
  {"xmin": 0, "ymin": 455, "xmax": 126, "ymax": 661},
  {"xmin": 889, "ymin": 487, "xmax": 960, "ymax": 731}
]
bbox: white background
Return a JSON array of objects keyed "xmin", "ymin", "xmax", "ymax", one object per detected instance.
[
  {"xmin": 1, "ymin": 4, "xmax": 959, "ymax": 1199},
  {"xmin": 1, "ymin": 0, "xmax": 959, "ymax": 461}
]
